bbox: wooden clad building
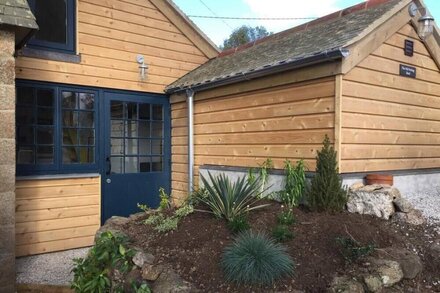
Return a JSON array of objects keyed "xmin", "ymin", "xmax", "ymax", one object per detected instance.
[
  {"xmin": 11, "ymin": 0, "xmax": 218, "ymax": 256},
  {"xmin": 166, "ymin": 0, "xmax": 440, "ymax": 201}
]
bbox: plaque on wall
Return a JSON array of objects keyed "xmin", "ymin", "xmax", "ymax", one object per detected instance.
[{"xmin": 399, "ymin": 64, "xmax": 416, "ymax": 78}]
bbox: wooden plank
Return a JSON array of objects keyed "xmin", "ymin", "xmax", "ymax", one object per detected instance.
[
  {"xmin": 334, "ymin": 75, "xmax": 342, "ymax": 169},
  {"xmin": 16, "ymin": 215, "xmax": 100, "ymax": 234},
  {"xmin": 172, "ymin": 163, "xmax": 187, "ymax": 173},
  {"xmin": 194, "ymin": 129, "xmax": 333, "ymax": 145},
  {"xmin": 16, "ymin": 195, "xmax": 100, "ymax": 212},
  {"xmin": 16, "ymin": 225, "xmax": 99, "ymax": 246},
  {"xmin": 358, "ymin": 55, "xmax": 440, "ymax": 85},
  {"xmin": 385, "ymin": 32, "xmax": 430, "ymax": 56},
  {"xmin": 16, "ymin": 184, "xmax": 100, "ymax": 199},
  {"xmin": 342, "ymin": 80, "xmax": 440, "ymax": 110},
  {"xmin": 341, "ymin": 144, "xmax": 440, "ymax": 159},
  {"xmin": 194, "ymin": 144, "xmax": 322, "ymax": 159},
  {"xmin": 341, "ymin": 158, "xmax": 440, "ymax": 173},
  {"xmin": 342, "ymin": 128, "xmax": 440, "ymax": 145},
  {"xmin": 342, "ymin": 112, "xmax": 440, "ymax": 133},
  {"xmin": 16, "ymin": 205, "xmax": 100, "ymax": 223},
  {"xmin": 16, "ymin": 235, "xmax": 94, "ymax": 257},
  {"xmin": 193, "ymin": 97, "xmax": 334, "ymax": 125},
  {"xmin": 344, "ymin": 67, "xmax": 440, "ymax": 97},
  {"xmin": 16, "ymin": 177, "xmax": 99, "ymax": 188},
  {"xmin": 342, "ymin": 96, "xmax": 440, "ymax": 121}
]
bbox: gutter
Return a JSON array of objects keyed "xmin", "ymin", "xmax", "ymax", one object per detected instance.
[
  {"xmin": 167, "ymin": 48, "xmax": 350, "ymax": 94},
  {"xmin": 186, "ymin": 89, "xmax": 195, "ymax": 195}
]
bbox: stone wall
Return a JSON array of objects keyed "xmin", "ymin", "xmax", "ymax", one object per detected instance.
[{"xmin": 0, "ymin": 28, "xmax": 16, "ymax": 293}]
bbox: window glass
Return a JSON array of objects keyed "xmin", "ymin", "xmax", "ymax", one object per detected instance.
[
  {"xmin": 27, "ymin": 0, "xmax": 75, "ymax": 53},
  {"xmin": 62, "ymin": 91, "xmax": 96, "ymax": 165}
]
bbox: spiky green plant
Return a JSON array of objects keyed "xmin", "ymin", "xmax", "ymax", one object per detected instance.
[
  {"xmin": 199, "ymin": 172, "xmax": 270, "ymax": 222},
  {"xmin": 221, "ymin": 231, "xmax": 294, "ymax": 285},
  {"xmin": 227, "ymin": 215, "xmax": 250, "ymax": 234},
  {"xmin": 306, "ymin": 135, "xmax": 348, "ymax": 212},
  {"xmin": 272, "ymin": 225, "xmax": 294, "ymax": 242}
]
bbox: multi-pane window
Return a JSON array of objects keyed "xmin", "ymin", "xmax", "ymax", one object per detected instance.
[
  {"xmin": 27, "ymin": 0, "xmax": 76, "ymax": 53},
  {"xmin": 16, "ymin": 83, "xmax": 97, "ymax": 174},
  {"xmin": 110, "ymin": 101, "xmax": 164, "ymax": 174}
]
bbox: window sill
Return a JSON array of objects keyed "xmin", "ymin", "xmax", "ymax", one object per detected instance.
[{"xmin": 17, "ymin": 47, "xmax": 81, "ymax": 63}]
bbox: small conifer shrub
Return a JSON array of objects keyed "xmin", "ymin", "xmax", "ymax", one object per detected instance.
[{"xmin": 306, "ymin": 135, "xmax": 348, "ymax": 212}]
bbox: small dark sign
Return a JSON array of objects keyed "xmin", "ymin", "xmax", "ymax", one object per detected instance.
[
  {"xmin": 404, "ymin": 39, "xmax": 414, "ymax": 57},
  {"xmin": 400, "ymin": 64, "xmax": 416, "ymax": 78}
]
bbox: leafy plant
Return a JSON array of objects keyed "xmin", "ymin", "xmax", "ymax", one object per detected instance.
[
  {"xmin": 278, "ymin": 159, "xmax": 306, "ymax": 208},
  {"xmin": 71, "ymin": 231, "xmax": 137, "ymax": 293},
  {"xmin": 159, "ymin": 187, "xmax": 171, "ymax": 210},
  {"xmin": 277, "ymin": 209, "xmax": 295, "ymax": 226},
  {"xmin": 336, "ymin": 237, "xmax": 375, "ymax": 263},
  {"xmin": 272, "ymin": 225, "xmax": 294, "ymax": 242},
  {"xmin": 132, "ymin": 283, "xmax": 152, "ymax": 293},
  {"xmin": 174, "ymin": 204, "xmax": 194, "ymax": 218},
  {"xmin": 306, "ymin": 135, "xmax": 348, "ymax": 212},
  {"xmin": 154, "ymin": 217, "xmax": 179, "ymax": 233},
  {"xmin": 199, "ymin": 172, "xmax": 270, "ymax": 222},
  {"xmin": 221, "ymin": 231, "xmax": 294, "ymax": 285},
  {"xmin": 227, "ymin": 215, "xmax": 250, "ymax": 234},
  {"xmin": 144, "ymin": 213, "xmax": 164, "ymax": 226}
]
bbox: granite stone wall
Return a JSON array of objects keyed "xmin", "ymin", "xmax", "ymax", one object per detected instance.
[{"xmin": 0, "ymin": 28, "xmax": 16, "ymax": 293}]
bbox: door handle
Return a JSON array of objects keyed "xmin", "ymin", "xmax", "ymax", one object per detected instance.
[{"xmin": 106, "ymin": 157, "xmax": 111, "ymax": 175}]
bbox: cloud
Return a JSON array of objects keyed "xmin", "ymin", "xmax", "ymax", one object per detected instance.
[{"xmin": 243, "ymin": 0, "xmax": 341, "ymax": 32}]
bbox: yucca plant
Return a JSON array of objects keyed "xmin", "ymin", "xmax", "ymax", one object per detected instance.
[
  {"xmin": 221, "ymin": 231, "xmax": 294, "ymax": 285},
  {"xmin": 199, "ymin": 172, "xmax": 270, "ymax": 222}
]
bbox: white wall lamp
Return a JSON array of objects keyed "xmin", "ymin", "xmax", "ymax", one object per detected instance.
[
  {"xmin": 136, "ymin": 55, "xmax": 149, "ymax": 81},
  {"xmin": 409, "ymin": 3, "xmax": 435, "ymax": 40}
]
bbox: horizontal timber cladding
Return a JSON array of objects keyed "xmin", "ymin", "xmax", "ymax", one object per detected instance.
[
  {"xmin": 15, "ymin": 176, "xmax": 101, "ymax": 256},
  {"xmin": 341, "ymin": 24, "xmax": 440, "ymax": 173},
  {"xmin": 15, "ymin": 0, "xmax": 210, "ymax": 94},
  {"xmin": 171, "ymin": 77, "xmax": 336, "ymax": 200}
]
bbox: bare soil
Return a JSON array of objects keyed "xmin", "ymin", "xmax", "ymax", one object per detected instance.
[{"xmin": 124, "ymin": 202, "xmax": 440, "ymax": 292}]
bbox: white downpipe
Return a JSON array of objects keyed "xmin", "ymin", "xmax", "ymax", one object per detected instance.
[{"xmin": 186, "ymin": 89, "xmax": 195, "ymax": 195}]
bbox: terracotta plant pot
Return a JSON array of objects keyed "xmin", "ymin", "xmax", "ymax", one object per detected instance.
[{"xmin": 365, "ymin": 174, "xmax": 393, "ymax": 186}]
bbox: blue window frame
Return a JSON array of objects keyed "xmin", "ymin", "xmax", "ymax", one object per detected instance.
[
  {"xmin": 27, "ymin": 0, "xmax": 76, "ymax": 54},
  {"xmin": 16, "ymin": 81, "xmax": 98, "ymax": 175}
]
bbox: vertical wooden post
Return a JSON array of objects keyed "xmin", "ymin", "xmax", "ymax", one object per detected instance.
[{"xmin": 334, "ymin": 74, "xmax": 343, "ymax": 172}]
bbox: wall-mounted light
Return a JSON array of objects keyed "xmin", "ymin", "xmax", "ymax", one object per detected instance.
[
  {"xmin": 136, "ymin": 55, "xmax": 148, "ymax": 81},
  {"xmin": 409, "ymin": 3, "xmax": 435, "ymax": 40}
]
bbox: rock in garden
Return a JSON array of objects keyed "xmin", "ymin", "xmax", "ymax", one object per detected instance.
[
  {"xmin": 95, "ymin": 216, "xmax": 129, "ymax": 241},
  {"xmin": 427, "ymin": 242, "xmax": 440, "ymax": 269},
  {"xmin": 142, "ymin": 264, "xmax": 164, "ymax": 281},
  {"xmin": 406, "ymin": 210, "xmax": 425, "ymax": 225},
  {"xmin": 363, "ymin": 274, "xmax": 382, "ymax": 292},
  {"xmin": 133, "ymin": 251, "xmax": 155, "ymax": 267},
  {"xmin": 129, "ymin": 212, "xmax": 147, "ymax": 222},
  {"xmin": 152, "ymin": 267, "xmax": 197, "ymax": 292},
  {"xmin": 329, "ymin": 276, "xmax": 365, "ymax": 293},
  {"xmin": 350, "ymin": 182, "xmax": 365, "ymax": 191},
  {"xmin": 367, "ymin": 258, "xmax": 403, "ymax": 287},
  {"xmin": 347, "ymin": 186, "xmax": 395, "ymax": 219},
  {"xmin": 378, "ymin": 248, "xmax": 423, "ymax": 279},
  {"xmin": 393, "ymin": 197, "xmax": 414, "ymax": 213}
]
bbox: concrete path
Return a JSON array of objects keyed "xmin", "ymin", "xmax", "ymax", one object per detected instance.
[{"xmin": 16, "ymin": 247, "xmax": 90, "ymax": 286}]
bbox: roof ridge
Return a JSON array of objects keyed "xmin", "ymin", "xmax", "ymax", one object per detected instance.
[{"xmin": 218, "ymin": 0, "xmax": 394, "ymax": 58}]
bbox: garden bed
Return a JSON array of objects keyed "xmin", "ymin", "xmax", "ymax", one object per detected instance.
[{"xmin": 122, "ymin": 201, "xmax": 440, "ymax": 292}]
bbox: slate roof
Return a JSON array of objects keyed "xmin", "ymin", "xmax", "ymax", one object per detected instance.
[
  {"xmin": 0, "ymin": 0, "xmax": 37, "ymax": 29},
  {"xmin": 166, "ymin": 0, "xmax": 405, "ymax": 93}
]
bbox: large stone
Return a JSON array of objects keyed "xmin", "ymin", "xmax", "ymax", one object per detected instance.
[
  {"xmin": 142, "ymin": 264, "xmax": 164, "ymax": 281},
  {"xmin": 95, "ymin": 216, "xmax": 130, "ymax": 241},
  {"xmin": 347, "ymin": 186, "xmax": 396, "ymax": 219},
  {"xmin": 379, "ymin": 248, "xmax": 422, "ymax": 279},
  {"xmin": 405, "ymin": 210, "xmax": 425, "ymax": 225},
  {"xmin": 393, "ymin": 197, "xmax": 414, "ymax": 213},
  {"xmin": 367, "ymin": 258, "xmax": 404, "ymax": 287},
  {"xmin": 427, "ymin": 242, "xmax": 440, "ymax": 270},
  {"xmin": 329, "ymin": 276, "xmax": 365, "ymax": 293},
  {"xmin": 151, "ymin": 267, "xmax": 196, "ymax": 293},
  {"xmin": 363, "ymin": 275, "xmax": 382, "ymax": 292},
  {"xmin": 132, "ymin": 251, "xmax": 155, "ymax": 267},
  {"xmin": 350, "ymin": 182, "xmax": 365, "ymax": 191}
]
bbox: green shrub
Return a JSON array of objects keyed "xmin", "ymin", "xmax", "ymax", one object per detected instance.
[
  {"xmin": 306, "ymin": 135, "xmax": 348, "ymax": 212},
  {"xmin": 336, "ymin": 237, "xmax": 375, "ymax": 263},
  {"xmin": 144, "ymin": 213, "xmax": 164, "ymax": 226},
  {"xmin": 272, "ymin": 225, "xmax": 294, "ymax": 242},
  {"xmin": 227, "ymin": 215, "xmax": 250, "ymax": 234},
  {"xmin": 159, "ymin": 187, "xmax": 171, "ymax": 210},
  {"xmin": 154, "ymin": 216, "xmax": 179, "ymax": 233},
  {"xmin": 278, "ymin": 159, "xmax": 306, "ymax": 208},
  {"xmin": 199, "ymin": 172, "xmax": 269, "ymax": 222},
  {"xmin": 221, "ymin": 231, "xmax": 294, "ymax": 285},
  {"xmin": 71, "ymin": 231, "xmax": 143, "ymax": 293},
  {"xmin": 277, "ymin": 209, "xmax": 295, "ymax": 226}
]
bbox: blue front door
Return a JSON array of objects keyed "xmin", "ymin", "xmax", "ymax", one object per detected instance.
[{"xmin": 102, "ymin": 92, "xmax": 170, "ymax": 222}]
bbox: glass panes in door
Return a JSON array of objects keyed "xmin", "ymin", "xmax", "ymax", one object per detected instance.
[{"xmin": 110, "ymin": 101, "xmax": 164, "ymax": 174}]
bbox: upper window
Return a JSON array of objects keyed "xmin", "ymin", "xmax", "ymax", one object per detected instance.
[
  {"xmin": 27, "ymin": 0, "xmax": 76, "ymax": 54},
  {"xmin": 16, "ymin": 82, "xmax": 97, "ymax": 175}
]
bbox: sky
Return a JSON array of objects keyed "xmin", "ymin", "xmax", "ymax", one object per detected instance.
[{"xmin": 173, "ymin": 0, "xmax": 440, "ymax": 47}]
